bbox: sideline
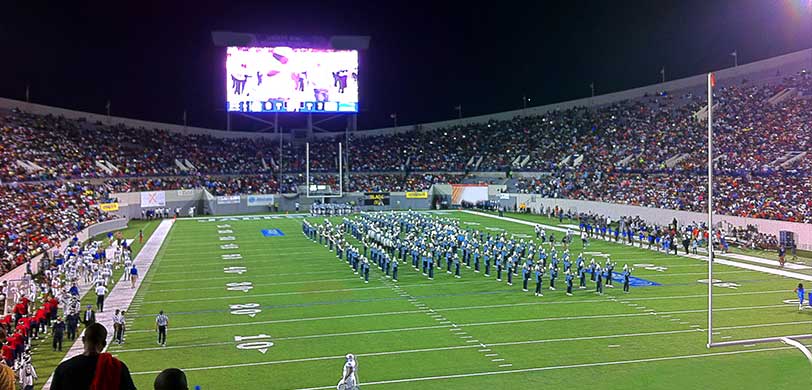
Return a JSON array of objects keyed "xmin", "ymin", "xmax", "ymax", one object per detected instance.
[
  {"xmin": 41, "ymin": 219, "xmax": 175, "ymax": 390},
  {"xmin": 462, "ymin": 210, "xmax": 812, "ymax": 282}
]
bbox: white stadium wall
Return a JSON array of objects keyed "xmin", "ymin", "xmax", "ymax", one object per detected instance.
[{"xmin": 508, "ymin": 195, "xmax": 812, "ymax": 250}]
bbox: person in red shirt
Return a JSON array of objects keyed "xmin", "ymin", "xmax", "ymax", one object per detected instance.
[
  {"xmin": 1, "ymin": 342, "xmax": 13, "ymax": 366},
  {"xmin": 49, "ymin": 297, "xmax": 59, "ymax": 320},
  {"xmin": 8, "ymin": 332, "xmax": 22, "ymax": 361},
  {"xmin": 0, "ymin": 315, "xmax": 11, "ymax": 336},
  {"xmin": 12, "ymin": 303, "xmax": 25, "ymax": 326},
  {"xmin": 42, "ymin": 302, "xmax": 52, "ymax": 327},
  {"xmin": 35, "ymin": 308, "xmax": 47, "ymax": 337},
  {"xmin": 20, "ymin": 297, "xmax": 29, "ymax": 314}
]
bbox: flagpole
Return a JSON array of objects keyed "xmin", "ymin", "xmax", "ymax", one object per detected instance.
[{"xmin": 707, "ymin": 72, "xmax": 714, "ymax": 348}]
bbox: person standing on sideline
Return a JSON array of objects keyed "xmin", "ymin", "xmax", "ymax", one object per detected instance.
[
  {"xmin": 779, "ymin": 245, "xmax": 786, "ymax": 267},
  {"xmin": 139, "ymin": 229, "xmax": 144, "ymax": 244},
  {"xmin": 795, "ymin": 283, "xmax": 806, "ymax": 311},
  {"xmin": 391, "ymin": 259, "xmax": 398, "ymax": 282},
  {"xmin": 95, "ymin": 284, "xmax": 108, "ymax": 313},
  {"xmin": 156, "ymin": 310, "xmax": 169, "ymax": 347},
  {"xmin": 113, "ymin": 310, "xmax": 122, "ymax": 345},
  {"xmin": 113, "ymin": 310, "xmax": 127, "ymax": 345},
  {"xmin": 83, "ymin": 305, "xmax": 96, "ymax": 326},
  {"xmin": 130, "ymin": 264, "xmax": 139, "ymax": 288},
  {"xmin": 52, "ymin": 317, "xmax": 65, "ymax": 352},
  {"xmin": 65, "ymin": 312, "xmax": 78, "ymax": 341}
]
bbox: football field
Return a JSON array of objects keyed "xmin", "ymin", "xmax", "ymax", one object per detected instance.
[{"xmin": 107, "ymin": 211, "xmax": 812, "ymax": 389}]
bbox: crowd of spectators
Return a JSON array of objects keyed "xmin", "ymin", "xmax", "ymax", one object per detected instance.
[
  {"xmin": 0, "ymin": 182, "xmax": 108, "ymax": 273},
  {"xmin": 0, "ymin": 70, "xmax": 809, "ymax": 274}
]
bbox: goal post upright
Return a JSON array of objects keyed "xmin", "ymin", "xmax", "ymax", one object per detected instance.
[
  {"xmin": 705, "ymin": 72, "xmax": 812, "ymax": 359},
  {"xmin": 305, "ymin": 141, "xmax": 344, "ymax": 198},
  {"xmin": 707, "ymin": 72, "xmax": 714, "ymax": 349}
]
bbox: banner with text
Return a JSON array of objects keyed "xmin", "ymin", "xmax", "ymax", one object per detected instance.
[
  {"xmin": 140, "ymin": 191, "xmax": 166, "ymax": 207},
  {"xmin": 246, "ymin": 194, "xmax": 275, "ymax": 207},
  {"xmin": 99, "ymin": 203, "xmax": 119, "ymax": 212},
  {"xmin": 216, "ymin": 195, "xmax": 241, "ymax": 205},
  {"xmin": 405, "ymin": 191, "xmax": 429, "ymax": 199}
]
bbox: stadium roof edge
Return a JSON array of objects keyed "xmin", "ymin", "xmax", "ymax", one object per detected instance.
[
  {"xmin": 368, "ymin": 47, "xmax": 812, "ymax": 135},
  {"xmin": 0, "ymin": 48, "xmax": 808, "ymax": 139}
]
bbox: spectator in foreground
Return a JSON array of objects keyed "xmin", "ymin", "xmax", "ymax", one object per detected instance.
[
  {"xmin": 0, "ymin": 361, "xmax": 13, "ymax": 390},
  {"xmin": 154, "ymin": 368, "xmax": 188, "ymax": 390},
  {"xmin": 51, "ymin": 323, "xmax": 136, "ymax": 390}
]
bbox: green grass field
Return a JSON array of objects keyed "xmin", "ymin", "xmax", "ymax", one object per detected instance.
[{"xmin": 97, "ymin": 211, "xmax": 812, "ymax": 389}]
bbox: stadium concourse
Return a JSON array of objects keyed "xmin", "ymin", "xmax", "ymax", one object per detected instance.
[{"xmin": 0, "ymin": 52, "xmax": 812, "ymax": 388}]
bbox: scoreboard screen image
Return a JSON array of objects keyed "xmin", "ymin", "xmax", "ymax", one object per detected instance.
[{"xmin": 226, "ymin": 46, "xmax": 359, "ymax": 113}]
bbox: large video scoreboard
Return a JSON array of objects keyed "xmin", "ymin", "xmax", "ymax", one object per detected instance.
[{"xmin": 226, "ymin": 46, "xmax": 359, "ymax": 113}]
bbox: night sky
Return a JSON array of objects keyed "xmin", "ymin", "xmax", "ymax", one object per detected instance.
[{"xmin": 1, "ymin": 0, "xmax": 810, "ymax": 131}]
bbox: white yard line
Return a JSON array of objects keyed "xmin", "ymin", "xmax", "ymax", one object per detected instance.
[
  {"xmin": 723, "ymin": 252, "xmax": 811, "ymax": 270},
  {"xmin": 126, "ymin": 319, "xmax": 807, "ymax": 364},
  {"xmin": 127, "ymin": 339, "xmax": 809, "ymax": 383},
  {"xmin": 42, "ymin": 219, "xmax": 175, "ymax": 390},
  {"xmin": 126, "ymin": 288, "xmax": 791, "ymax": 333},
  {"xmin": 144, "ymin": 279, "xmax": 483, "ymax": 304},
  {"xmin": 151, "ymin": 277, "xmax": 361, "ymax": 293},
  {"xmin": 126, "ymin": 302, "xmax": 789, "ymax": 337},
  {"xmin": 292, "ymin": 344, "xmax": 808, "ymax": 389}
]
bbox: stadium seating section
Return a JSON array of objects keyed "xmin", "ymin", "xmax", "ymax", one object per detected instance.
[{"xmin": 1, "ymin": 70, "xmax": 810, "ymax": 270}]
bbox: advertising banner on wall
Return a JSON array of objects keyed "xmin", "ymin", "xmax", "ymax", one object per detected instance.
[
  {"xmin": 363, "ymin": 192, "xmax": 390, "ymax": 206},
  {"xmin": 99, "ymin": 203, "xmax": 119, "ymax": 212},
  {"xmin": 405, "ymin": 191, "xmax": 429, "ymax": 199},
  {"xmin": 246, "ymin": 194, "xmax": 275, "ymax": 207},
  {"xmin": 216, "ymin": 195, "xmax": 241, "ymax": 205},
  {"xmin": 140, "ymin": 191, "xmax": 166, "ymax": 207}
]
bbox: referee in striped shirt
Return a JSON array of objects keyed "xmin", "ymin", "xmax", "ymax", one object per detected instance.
[{"xmin": 156, "ymin": 310, "xmax": 169, "ymax": 347}]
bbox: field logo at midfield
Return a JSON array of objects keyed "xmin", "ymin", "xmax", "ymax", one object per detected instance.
[
  {"xmin": 697, "ymin": 279, "xmax": 740, "ymax": 289},
  {"xmin": 261, "ymin": 229, "xmax": 285, "ymax": 237},
  {"xmin": 220, "ymin": 244, "xmax": 239, "ymax": 250}
]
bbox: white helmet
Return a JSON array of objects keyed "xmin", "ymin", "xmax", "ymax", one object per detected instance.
[{"xmin": 346, "ymin": 353, "xmax": 355, "ymax": 361}]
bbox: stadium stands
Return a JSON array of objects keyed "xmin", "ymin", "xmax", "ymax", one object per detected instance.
[{"xmin": 1, "ymin": 68, "xmax": 811, "ymax": 274}]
